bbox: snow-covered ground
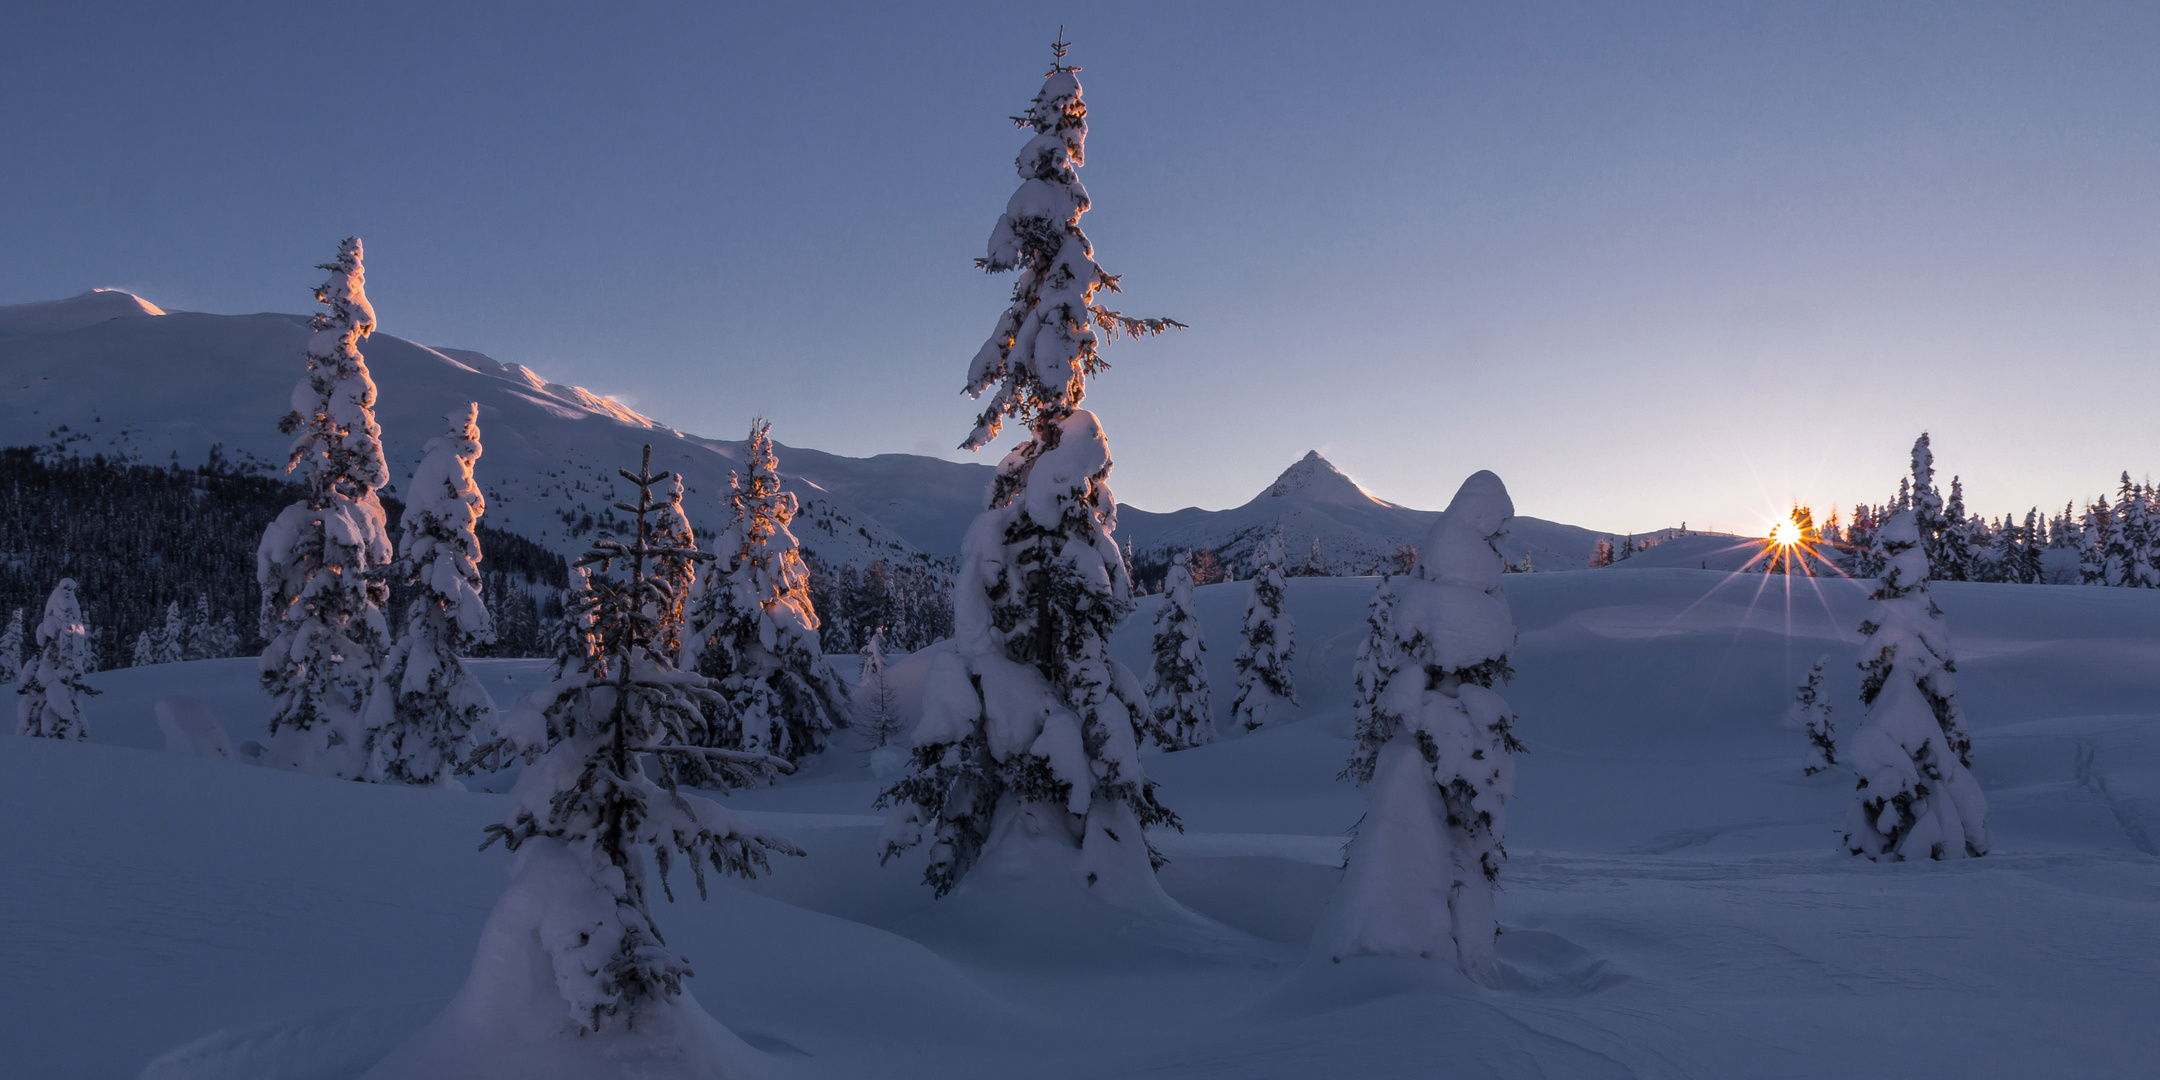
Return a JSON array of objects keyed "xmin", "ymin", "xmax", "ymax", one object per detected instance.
[{"xmin": 5, "ymin": 568, "xmax": 2157, "ymax": 1078}]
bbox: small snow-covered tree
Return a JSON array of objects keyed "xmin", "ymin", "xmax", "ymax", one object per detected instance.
[
  {"xmin": 365, "ymin": 404, "xmax": 497, "ymax": 785},
  {"xmin": 257, "ymin": 237, "xmax": 394, "ymax": 777},
  {"xmin": 0, "ymin": 608, "xmax": 24, "ymax": 686},
  {"xmin": 854, "ymin": 627, "xmax": 905, "ymax": 749},
  {"xmin": 1321, "ymin": 471, "xmax": 1523, "ymax": 980},
  {"xmin": 1843, "ymin": 510, "xmax": 1990, "ymax": 861},
  {"xmin": 1792, "ymin": 656, "xmax": 1836, "ymax": 775},
  {"xmin": 130, "ymin": 631, "xmax": 157, "ymax": 669},
  {"xmin": 680, "ymin": 419, "xmax": 849, "ymax": 766},
  {"xmin": 465, "ymin": 446, "xmax": 802, "ymax": 1032},
  {"xmin": 17, "ymin": 579, "xmax": 100, "ymax": 739},
  {"xmin": 655, "ymin": 475, "xmax": 697, "ymax": 657},
  {"xmin": 1232, "ymin": 529, "xmax": 1298, "ymax": 731},
  {"xmin": 2080, "ymin": 498, "xmax": 2111, "ymax": 585},
  {"xmin": 878, "ymin": 38, "xmax": 1184, "ymax": 903},
  {"xmin": 152, "ymin": 601, "xmax": 187, "ymax": 665},
  {"xmin": 1347, "ymin": 576, "xmax": 1400, "ymax": 743},
  {"xmin": 1142, "ymin": 550, "xmax": 1214, "ymax": 750}
]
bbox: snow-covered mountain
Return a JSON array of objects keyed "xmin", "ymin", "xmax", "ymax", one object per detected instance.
[
  {"xmin": 0, "ymin": 291, "xmax": 958, "ymax": 571},
  {"xmin": 1119, "ymin": 451, "xmax": 1611, "ymax": 575},
  {"xmin": 0, "ymin": 291, "xmax": 1643, "ymax": 577}
]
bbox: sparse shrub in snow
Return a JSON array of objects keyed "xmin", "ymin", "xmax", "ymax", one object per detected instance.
[
  {"xmin": 17, "ymin": 579, "xmax": 100, "ymax": 739},
  {"xmin": 364, "ymin": 405, "xmax": 497, "ymax": 785},
  {"xmin": 1792, "ymin": 656, "xmax": 1837, "ymax": 775},
  {"xmin": 680, "ymin": 419, "xmax": 849, "ymax": 767},
  {"xmin": 1321, "ymin": 471, "xmax": 1523, "ymax": 981},
  {"xmin": 256, "ymin": 238, "xmax": 394, "ymax": 778},
  {"xmin": 878, "ymin": 39, "xmax": 1183, "ymax": 902},
  {"xmin": 854, "ymin": 627, "xmax": 905, "ymax": 749},
  {"xmin": 0, "ymin": 608, "xmax": 23, "ymax": 685},
  {"xmin": 1843, "ymin": 510, "xmax": 1991, "ymax": 862},
  {"xmin": 1232, "ymin": 529, "xmax": 1298, "ymax": 732},
  {"xmin": 466, "ymin": 446, "xmax": 802, "ymax": 1032},
  {"xmin": 1142, "ymin": 551, "xmax": 1214, "ymax": 750}
]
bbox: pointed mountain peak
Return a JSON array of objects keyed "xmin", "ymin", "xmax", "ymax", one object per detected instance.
[{"xmin": 1260, "ymin": 451, "xmax": 1391, "ymax": 508}]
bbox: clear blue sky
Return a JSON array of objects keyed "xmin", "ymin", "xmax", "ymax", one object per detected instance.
[{"xmin": 5, "ymin": 1, "xmax": 2156, "ymax": 533}]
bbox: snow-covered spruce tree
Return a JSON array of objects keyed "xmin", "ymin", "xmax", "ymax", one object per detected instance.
[
  {"xmin": 441, "ymin": 447, "xmax": 802, "ymax": 1045},
  {"xmin": 256, "ymin": 237, "xmax": 394, "ymax": 777},
  {"xmin": 1792, "ymin": 656, "xmax": 1837, "ymax": 776},
  {"xmin": 2019, "ymin": 508, "xmax": 2046, "ymax": 585},
  {"xmin": 1142, "ymin": 550, "xmax": 1214, "ymax": 751},
  {"xmin": 1347, "ymin": 576, "xmax": 1400, "ymax": 745},
  {"xmin": 0, "ymin": 608, "xmax": 24, "ymax": 686},
  {"xmin": 680, "ymin": 419, "xmax": 849, "ymax": 766},
  {"xmin": 130, "ymin": 631, "xmax": 157, "ymax": 669},
  {"xmin": 2080, "ymin": 498, "xmax": 2111, "ymax": 585},
  {"xmin": 854, "ymin": 627, "xmax": 905, "ymax": 749},
  {"xmin": 1232, "ymin": 528, "xmax": 1298, "ymax": 731},
  {"xmin": 1939, "ymin": 477, "xmax": 1972, "ymax": 582},
  {"xmin": 17, "ymin": 579, "xmax": 100, "ymax": 739},
  {"xmin": 878, "ymin": 39, "xmax": 1184, "ymax": 902},
  {"xmin": 1909, "ymin": 434, "xmax": 1948, "ymax": 570},
  {"xmin": 1319, "ymin": 471, "xmax": 1523, "ymax": 980},
  {"xmin": 364, "ymin": 404, "xmax": 497, "ymax": 785},
  {"xmin": 1843, "ymin": 510, "xmax": 1991, "ymax": 861}
]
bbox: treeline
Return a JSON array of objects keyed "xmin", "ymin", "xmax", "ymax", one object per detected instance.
[
  {"xmin": 0, "ymin": 448, "xmax": 568, "ymax": 669},
  {"xmin": 803, "ymin": 553, "xmax": 954, "ymax": 656}
]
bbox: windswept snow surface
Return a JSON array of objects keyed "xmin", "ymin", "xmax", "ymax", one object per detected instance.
[{"xmin": 4, "ymin": 570, "xmax": 2159, "ymax": 1078}]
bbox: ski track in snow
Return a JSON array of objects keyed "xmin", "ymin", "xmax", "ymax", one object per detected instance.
[{"xmin": 3, "ymin": 571, "xmax": 2158, "ymax": 1078}]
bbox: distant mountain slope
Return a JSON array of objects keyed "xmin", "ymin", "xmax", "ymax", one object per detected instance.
[
  {"xmin": 0, "ymin": 291, "xmax": 1655, "ymax": 577},
  {"xmin": 0, "ymin": 291, "xmax": 937, "ymax": 571},
  {"xmin": 1118, "ymin": 451, "xmax": 1620, "ymax": 577}
]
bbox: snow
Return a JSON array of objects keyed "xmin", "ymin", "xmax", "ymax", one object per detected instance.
[{"xmin": 6, "ymin": 567, "xmax": 2158, "ymax": 1077}]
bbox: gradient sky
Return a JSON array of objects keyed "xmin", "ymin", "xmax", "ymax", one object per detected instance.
[{"xmin": 5, "ymin": 1, "xmax": 2156, "ymax": 534}]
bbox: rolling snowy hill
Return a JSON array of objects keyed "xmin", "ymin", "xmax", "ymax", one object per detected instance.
[
  {"xmin": 4, "ymin": 568, "xmax": 2156, "ymax": 1078},
  {"xmin": 0, "ymin": 292, "xmax": 1653, "ymax": 578}
]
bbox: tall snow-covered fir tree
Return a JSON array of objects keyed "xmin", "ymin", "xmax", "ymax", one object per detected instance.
[
  {"xmin": 2019, "ymin": 508, "xmax": 2046, "ymax": 585},
  {"xmin": 0, "ymin": 607, "xmax": 24, "ymax": 686},
  {"xmin": 2080, "ymin": 497, "xmax": 2112, "ymax": 585},
  {"xmin": 878, "ymin": 38, "xmax": 1184, "ymax": 903},
  {"xmin": 17, "ymin": 579, "xmax": 99, "ymax": 740},
  {"xmin": 256, "ymin": 237, "xmax": 394, "ymax": 778},
  {"xmin": 1142, "ymin": 550, "xmax": 1214, "ymax": 751},
  {"xmin": 458, "ymin": 446, "xmax": 803, "ymax": 1034},
  {"xmin": 364, "ymin": 404, "xmax": 497, "ymax": 785},
  {"xmin": 1232, "ymin": 528, "xmax": 1298, "ymax": 731},
  {"xmin": 1843, "ymin": 511, "xmax": 1991, "ymax": 861},
  {"xmin": 1319, "ymin": 471, "xmax": 1523, "ymax": 980},
  {"xmin": 1792, "ymin": 656, "xmax": 1836, "ymax": 776},
  {"xmin": 680, "ymin": 419, "xmax": 849, "ymax": 767}
]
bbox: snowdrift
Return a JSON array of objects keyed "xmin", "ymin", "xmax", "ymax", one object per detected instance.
[{"xmin": 4, "ymin": 571, "xmax": 2159, "ymax": 1078}]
